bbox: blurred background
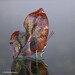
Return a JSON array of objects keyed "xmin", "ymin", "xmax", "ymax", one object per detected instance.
[{"xmin": 0, "ymin": 0, "xmax": 75, "ymax": 75}]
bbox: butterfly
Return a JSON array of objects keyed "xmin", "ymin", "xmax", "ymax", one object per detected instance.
[{"xmin": 9, "ymin": 8, "xmax": 54, "ymax": 58}]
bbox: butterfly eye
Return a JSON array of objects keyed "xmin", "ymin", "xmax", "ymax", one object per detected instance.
[
  {"xmin": 31, "ymin": 41, "xmax": 35, "ymax": 47},
  {"xmin": 30, "ymin": 37, "xmax": 37, "ymax": 48},
  {"xmin": 33, "ymin": 23, "xmax": 37, "ymax": 28}
]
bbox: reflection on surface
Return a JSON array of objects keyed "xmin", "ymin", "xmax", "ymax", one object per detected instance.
[{"xmin": 11, "ymin": 57, "xmax": 49, "ymax": 75}]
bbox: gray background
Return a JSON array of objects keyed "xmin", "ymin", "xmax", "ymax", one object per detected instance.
[{"xmin": 0, "ymin": 0, "xmax": 75, "ymax": 75}]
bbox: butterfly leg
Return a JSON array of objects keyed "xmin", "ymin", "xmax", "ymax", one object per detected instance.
[
  {"xmin": 40, "ymin": 44, "xmax": 47, "ymax": 60},
  {"xmin": 35, "ymin": 50, "xmax": 38, "ymax": 68},
  {"xmin": 35, "ymin": 50, "xmax": 38, "ymax": 60},
  {"xmin": 40, "ymin": 50, "xmax": 48, "ymax": 67},
  {"xmin": 40, "ymin": 49, "xmax": 44, "ymax": 61}
]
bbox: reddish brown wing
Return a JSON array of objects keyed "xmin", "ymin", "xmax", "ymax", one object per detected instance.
[{"xmin": 24, "ymin": 8, "xmax": 49, "ymax": 53}]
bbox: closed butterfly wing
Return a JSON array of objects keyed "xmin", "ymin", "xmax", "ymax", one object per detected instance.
[
  {"xmin": 24, "ymin": 8, "xmax": 49, "ymax": 53},
  {"xmin": 9, "ymin": 31, "xmax": 30, "ymax": 58}
]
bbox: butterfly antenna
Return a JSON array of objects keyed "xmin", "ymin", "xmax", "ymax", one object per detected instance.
[{"xmin": 47, "ymin": 31, "xmax": 54, "ymax": 42}]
